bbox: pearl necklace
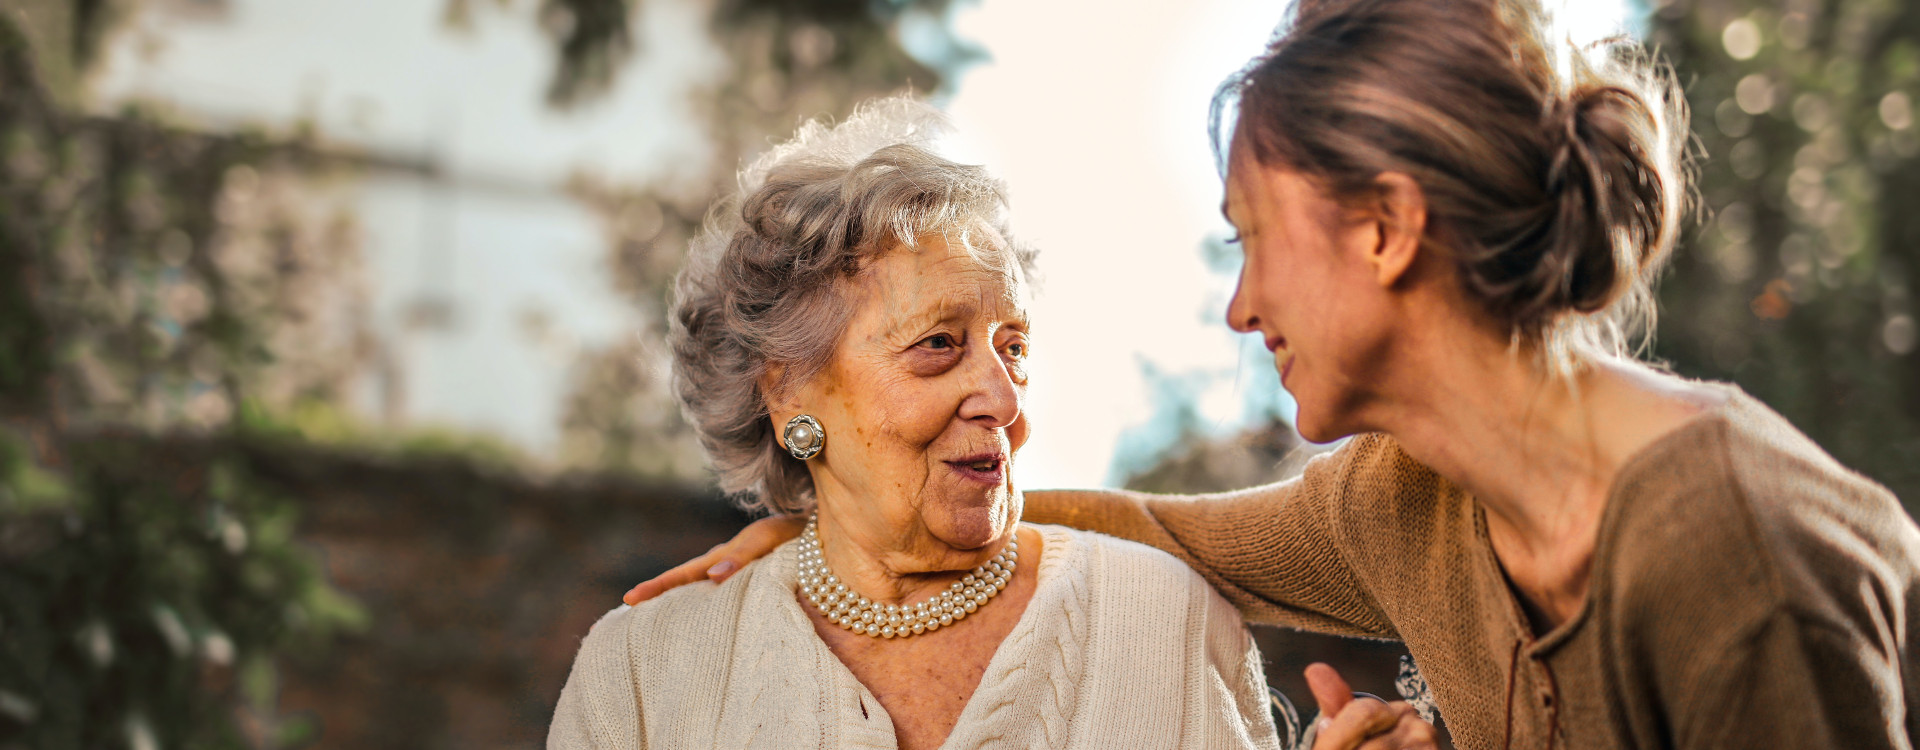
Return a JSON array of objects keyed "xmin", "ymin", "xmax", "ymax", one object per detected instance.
[{"xmin": 796, "ymin": 515, "xmax": 1018, "ymax": 639}]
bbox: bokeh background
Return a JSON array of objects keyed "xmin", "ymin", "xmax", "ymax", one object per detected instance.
[{"xmin": 1, "ymin": 0, "xmax": 1915, "ymax": 747}]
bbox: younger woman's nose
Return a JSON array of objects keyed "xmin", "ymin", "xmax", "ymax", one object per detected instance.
[{"xmin": 1226, "ymin": 279, "xmax": 1261, "ymax": 334}]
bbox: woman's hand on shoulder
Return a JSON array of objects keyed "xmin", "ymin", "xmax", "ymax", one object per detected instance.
[
  {"xmin": 1306, "ymin": 663, "xmax": 1439, "ymax": 750},
  {"xmin": 621, "ymin": 514, "xmax": 807, "ymax": 605}
]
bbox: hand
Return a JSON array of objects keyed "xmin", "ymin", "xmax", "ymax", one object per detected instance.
[
  {"xmin": 1307, "ymin": 663, "xmax": 1440, "ymax": 750},
  {"xmin": 621, "ymin": 514, "xmax": 806, "ymax": 605}
]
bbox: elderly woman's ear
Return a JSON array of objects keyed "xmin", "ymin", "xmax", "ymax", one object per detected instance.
[
  {"xmin": 756, "ymin": 364, "xmax": 802, "ymax": 429},
  {"xmin": 759, "ymin": 364, "xmax": 827, "ymax": 461}
]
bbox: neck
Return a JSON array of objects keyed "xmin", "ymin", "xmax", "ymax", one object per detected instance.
[
  {"xmin": 1358, "ymin": 331, "xmax": 1712, "ymax": 627},
  {"xmin": 1390, "ymin": 350, "xmax": 1615, "ymax": 546},
  {"xmin": 811, "ymin": 505, "xmax": 1013, "ymax": 606}
]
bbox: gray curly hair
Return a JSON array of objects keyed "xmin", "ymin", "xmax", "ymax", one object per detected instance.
[{"xmin": 669, "ymin": 96, "xmax": 1036, "ymax": 515}]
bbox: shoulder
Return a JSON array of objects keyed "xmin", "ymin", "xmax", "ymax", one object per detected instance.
[
  {"xmin": 562, "ymin": 592, "xmax": 707, "ymax": 685},
  {"xmin": 584, "ymin": 555, "xmax": 774, "ymax": 679},
  {"xmin": 1625, "ymin": 390, "xmax": 1915, "ymax": 587},
  {"xmin": 573, "ymin": 603, "xmax": 641, "ymax": 666},
  {"xmin": 551, "ymin": 562, "xmax": 777, "ymax": 750},
  {"xmin": 551, "ymin": 605, "xmax": 646, "ymax": 748},
  {"xmin": 1317, "ymin": 434, "xmax": 1467, "ymax": 523},
  {"xmin": 1195, "ymin": 433, "xmax": 1461, "ymax": 536},
  {"xmin": 1039, "ymin": 524, "xmax": 1246, "ymax": 626},
  {"xmin": 1600, "ymin": 387, "xmax": 1919, "ymax": 639},
  {"xmin": 1314, "ymin": 435, "xmax": 1474, "ymax": 575},
  {"xmin": 1714, "ymin": 392, "xmax": 1919, "ymax": 614},
  {"xmin": 1295, "ymin": 433, "xmax": 1447, "ymax": 497},
  {"xmin": 564, "ymin": 603, "xmax": 648, "ymax": 686},
  {"xmin": 629, "ymin": 566, "xmax": 754, "ymax": 632},
  {"xmin": 1714, "ymin": 391, "xmax": 1906, "ymax": 530},
  {"xmin": 1042, "ymin": 523, "xmax": 1209, "ymax": 586},
  {"xmin": 1036, "ymin": 524, "xmax": 1256, "ymax": 654}
]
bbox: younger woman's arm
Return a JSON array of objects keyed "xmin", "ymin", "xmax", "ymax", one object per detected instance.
[
  {"xmin": 1022, "ymin": 437, "xmax": 1398, "ymax": 638},
  {"xmin": 628, "ymin": 436, "xmax": 1419, "ymax": 640}
]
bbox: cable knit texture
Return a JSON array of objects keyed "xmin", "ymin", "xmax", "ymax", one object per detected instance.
[
  {"xmin": 1024, "ymin": 384, "xmax": 1920, "ymax": 750},
  {"xmin": 548, "ymin": 525, "xmax": 1281, "ymax": 749}
]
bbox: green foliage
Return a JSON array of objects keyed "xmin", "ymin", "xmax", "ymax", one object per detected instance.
[
  {"xmin": 0, "ymin": 8, "xmax": 365, "ymax": 746},
  {"xmin": 1647, "ymin": 0, "xmax": 1920, "ymax": 507},
  {"xmin": 539, "ymin": 0, "xmax": 635, "ymax": 106},
  {"xmin": 0, "ymin": 431, "xmax": 365, "ymax": 748},
  {"xmin": 234, "ymin": 398, "xmax": 531, "ymax": 466},
  {"xmin": 446, "ymin": 0, "xmax": 974, "ymax": 107}
]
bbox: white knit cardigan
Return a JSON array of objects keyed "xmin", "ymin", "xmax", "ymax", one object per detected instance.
[{"xmin": 547, "ymin": 524, "xmax": 1282, "ymax": 749}]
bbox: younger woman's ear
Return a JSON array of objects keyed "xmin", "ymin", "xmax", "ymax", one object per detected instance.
[{"xmin": 1367, "ymin": 172, "xmax": 1429, "ymax": 288}]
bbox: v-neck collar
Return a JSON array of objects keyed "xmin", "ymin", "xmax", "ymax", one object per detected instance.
[
  {"xmin": 1468, "ymin": 384, "xmax": 1742, "ymax": 657},
  {"xmin": 1470, "ymin": 503, "xmax": 1588, "ymax": 657}
]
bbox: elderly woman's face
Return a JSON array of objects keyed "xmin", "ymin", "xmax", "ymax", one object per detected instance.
[{"xmin": 786, "ymin": 230, "xmax": 1031, "ymax": 560}]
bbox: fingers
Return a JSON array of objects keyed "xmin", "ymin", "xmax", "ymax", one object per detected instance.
[
  {"xmin": 1312, "ymin": 697, "xmax": 1401, "ymax": 750},
  {"xmin": 733, "ymin": 514, "xmax": 807, "ymax": 571},
  {"xmin": 1305, "ymin": 662, "xmax": 1355, "ymax": 719},
  {"xmin": 1355, "ymin": 704, "xmax": 1439, "ymax": 750},
  {"xmin": 622, "ymin": 544, "xmax": 727, "ymax": 605},
  {"xmin": 1304, "ymin": 664, "xmax": 1439, "ymax": 750},
  {"xmin": 620, "ymin": 515, "xmax": 808, "ymax": 606}
]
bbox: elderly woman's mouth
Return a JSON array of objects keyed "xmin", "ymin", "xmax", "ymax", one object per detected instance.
[{"xmin": 945, "ymin": 453, "xmax": 1007, "ymax": 484}]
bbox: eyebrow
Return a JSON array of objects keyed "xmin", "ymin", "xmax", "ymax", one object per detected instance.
[
  {"xmin": 1003, "ymin": 306, "xmax": 1033, "ymax": 332},
  {"xmin": 894, "ymin": 298, "xmax": 979, "ymax": 332}
]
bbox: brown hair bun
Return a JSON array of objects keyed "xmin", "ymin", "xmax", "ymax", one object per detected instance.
[{"xmin": 1219, "ymin": 0, "xmax": 1689, "ymax": 362}]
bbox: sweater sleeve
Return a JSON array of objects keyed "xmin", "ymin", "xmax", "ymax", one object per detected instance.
[
  {"xmin": 548, "ymin": 607, "xmax": 645, "ymax": 750},
  {"xmin": 1208, "ymin": 586, "xmax": 1287, "ymax": 750},
  {"xmin": 1024, "ymin": 435, "xmax": 1401, "ymax": 638},
  {"xmin": 1687, "ymin": 609, "xmax": 1909, "ymax": 750}
]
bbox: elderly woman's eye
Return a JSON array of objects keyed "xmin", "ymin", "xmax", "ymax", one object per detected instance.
[
  {"xmin": 1004, "ymin": 341, "xmax": 1028, "ymax": 359},
  {"xmin": 922, "ymin": 334, "xmax": 956, "ymax": 350}
]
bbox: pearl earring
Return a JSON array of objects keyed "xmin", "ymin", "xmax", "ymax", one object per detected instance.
[{"xmin": 784, "ymin": 415, "xmax": 825, "ymax": 460}]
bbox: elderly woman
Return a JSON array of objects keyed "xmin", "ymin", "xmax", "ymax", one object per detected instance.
[{"xmin": 546, "ymin": 99, "xmax": 1346, "ymax": 749}]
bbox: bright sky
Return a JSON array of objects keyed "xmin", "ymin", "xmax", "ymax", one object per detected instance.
[
  {"xmin": 938, "ymin": 0, "xmax": 1639, "ymax": 487},
  {"xmin": 90, "ymin": 0, "xmax": 1636, "ymax": 489},
  {"xmin": 940, "ymin": 0, "xmax": 1287, "ymax": 488}
]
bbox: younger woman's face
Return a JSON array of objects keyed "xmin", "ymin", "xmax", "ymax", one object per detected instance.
[{"xmin": 1222, "ymin": 144, "xmax": 1399, "ymax": 442}]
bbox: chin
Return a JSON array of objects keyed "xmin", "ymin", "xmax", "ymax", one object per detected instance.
[
  {"xmin": 1291, "ymin": 398, "xmax": 1354, "ymax": 445},
  {"xmin": 924, "ymin": 496, "xmax": 1010, "ymax": 550}
]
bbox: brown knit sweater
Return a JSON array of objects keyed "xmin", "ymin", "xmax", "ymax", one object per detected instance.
[{"xmin": 1025, "ymin": 386, "xmax": 1919, "ymax": 749}]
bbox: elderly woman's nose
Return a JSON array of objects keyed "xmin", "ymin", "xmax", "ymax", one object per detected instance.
[{"xmin": 956, "ymin": 349, "xmax": 1022, "ymax": 427}]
